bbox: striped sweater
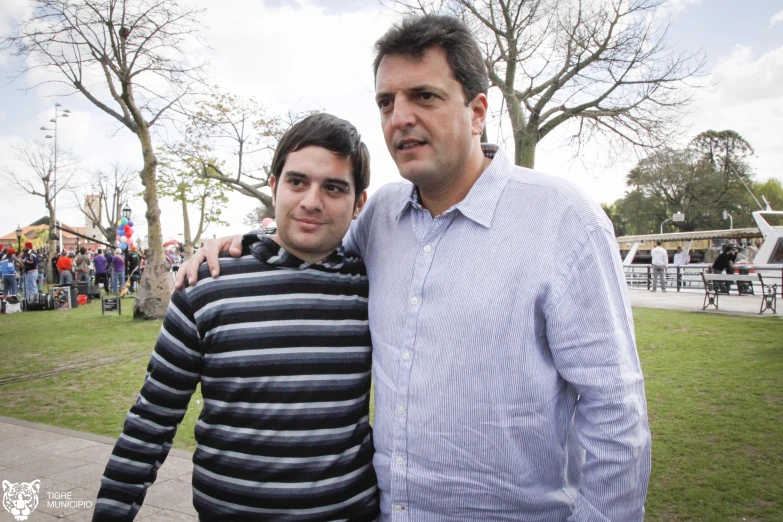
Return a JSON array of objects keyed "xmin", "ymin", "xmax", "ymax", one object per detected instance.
[{"xmin": 94, "ymin": 233, "xmax": 378, "ymax": 521}]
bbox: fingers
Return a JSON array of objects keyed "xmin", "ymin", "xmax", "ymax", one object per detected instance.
[
  {"xmin": 172, "ymin": 236, "xmax": 244, "ymax": 290},
  {"xmin": 228, "ymin": 235, "xmax": 243, "ymax": 257},
  {"xmin": 174, "ymin": 247, "xmax": 207, "ymax": 290}
]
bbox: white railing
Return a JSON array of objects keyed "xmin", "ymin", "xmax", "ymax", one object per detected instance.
[{"xmin": 623, "ymin": 264, "xmax": 783, "ymax": 296}]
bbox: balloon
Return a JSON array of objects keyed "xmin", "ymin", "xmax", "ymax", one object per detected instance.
[
  {"xmin": 261, "ymin": 217, "xmax": 274, "ymax": 227},
  {"xmin": 117, "ymin": 220, "xmax": 122, "ymax": 225},
  {"xmin": 120, "ymin": 236, "xmax": 127, "ymax": 243},
  {"xmin": 120, "ymin": 217, "xmax": 129, "ymax": 225},
  {"xmin": 131, "ymin": 245, "xmax": 137, "ymax": 252},
  {"xmin": 127, "ymin": 238, "xmax": 134, "ymax": 247},
  {"xmin": 128, "ymin": 221, "xmax": 134, "ymax": 227},
  {"xmin": 118, "ymin": 229, "xmax": 125, "ymax": 237},
  {"xmin": 116, "ymin": 235, "xmax": 121, "ymax": 242},
  {"xmin": 119, "ymin": 242, "xmax": 128, "ymax": 250}
]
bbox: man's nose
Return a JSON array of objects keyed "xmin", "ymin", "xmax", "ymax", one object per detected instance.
[
  {"xmin": 391, "ymin": 96, "xmax": 415, "ymax": 130},
  {"xmin": 299, "ymin": 186, "xmax": 323, "ymax": 211}
]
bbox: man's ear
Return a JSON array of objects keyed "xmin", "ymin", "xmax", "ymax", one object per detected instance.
[
  {"xmin": 469, "ymin": 92, "xmax": 488, "ymax": 137},
  {"xmin": 353, "ymin": 191, "xmax": 368, "ymax": 219},
  {"xmin": 269, "ymin": 175, "xmax": 278, "ymax": 208}
]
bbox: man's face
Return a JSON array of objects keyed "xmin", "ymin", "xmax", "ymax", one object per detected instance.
[
  {"xmin": 375, "ymin": 47, "xmax": 486, "ymax": 190},
  {"xmin": 270, "ymin": 145, "xmax": 366, "ymax": 263}
]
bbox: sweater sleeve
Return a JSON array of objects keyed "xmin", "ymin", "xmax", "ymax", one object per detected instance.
[{"xmin": 93, "ymin": 289, "xmax": 203, "ymax": 521}]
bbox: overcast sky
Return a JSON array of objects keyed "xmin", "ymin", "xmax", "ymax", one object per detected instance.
[{"xmin": 1, "ymin": 0, "xmax": 782, "ymax": 244}]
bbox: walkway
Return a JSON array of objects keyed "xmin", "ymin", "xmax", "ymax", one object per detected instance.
[
  {"xmin": 627, "ymin": 287, "xmax": 779, "ymax": 317},
  {"xmin": 0, "ymin": 416, "xmax": 196, "ymax": 521}
]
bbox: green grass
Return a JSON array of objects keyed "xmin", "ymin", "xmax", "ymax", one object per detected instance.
[{"xmin": 0, "ymin": 303, "xmax": 781, "ymax": 520}]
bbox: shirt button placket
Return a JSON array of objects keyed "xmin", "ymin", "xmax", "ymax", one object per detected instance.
[{"xmin": 390, "ymin": 214, "xmax": 449, "ymax": 518}]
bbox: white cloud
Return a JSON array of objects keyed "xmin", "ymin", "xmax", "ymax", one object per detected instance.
[{"xmin": 769, "ymin": 9, "xmax": 783, "ymax": 28}]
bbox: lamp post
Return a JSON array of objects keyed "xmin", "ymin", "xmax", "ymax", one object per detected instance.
[
  {"xmin": 660, "ymin": 211, "xmax": 685, "ymax": 234},
  {"xmin": 722, "ymin": 209, "xmax": 733, "ymax": 230},
  {"xmin": 41, "ymin": 103, "xmax": 70, "ymax": 264},
  {"xmin": 122, "ymin": 205, "xmax": 132, "ymax": 220},
  {"xmin": 16, "ymin": 224, "xmax": 22, "ymax": 253}
]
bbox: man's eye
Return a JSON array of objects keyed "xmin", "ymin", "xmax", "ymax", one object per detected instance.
[
  {"xmin": 289, "ymin": 179, "xmax": 303, "ymax": 186},
  {"xmin": 420, "ymin": 92, "xmax": 434, "ymax": 100},
  {"xmin": 378, "ymin": 99, "xmax": 391, "ymax": 109},
  {"xmin": 327, "ymin": 185, "xmax": 347, "ymax": 193}
]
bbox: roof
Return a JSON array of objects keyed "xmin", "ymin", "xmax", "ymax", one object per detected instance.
[{"xmin": 616, "ymin": 227, "xmax": 762, "ymax": 245}]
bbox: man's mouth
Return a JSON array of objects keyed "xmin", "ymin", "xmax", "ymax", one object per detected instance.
[
  {"xmin": 294, "ymin": 217, "xmax": 326, "ymax": 226},
  {"xmin": 397, "ymin": 139, "xmax": 426, "ymax": 151}
]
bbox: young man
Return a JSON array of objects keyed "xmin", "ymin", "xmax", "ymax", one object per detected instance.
[
  {"xmin": 94, "ymin": 113, "xmax": 378, "ymax": 521},
  {"xmin": 93, "ymin": 249, "xmax": 108, "ymax": 293},
  {"xmin": 181, "ymin": 16, "xmax": 650, "ymax": 521}
]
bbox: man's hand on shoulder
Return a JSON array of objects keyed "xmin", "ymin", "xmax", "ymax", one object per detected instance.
[{"xmin": 173, "ymin": 235, "xmax": 243, "ymax": 290}]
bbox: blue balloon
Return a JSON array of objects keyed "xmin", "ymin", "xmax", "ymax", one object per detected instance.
[
  {"xmin": 118, "ymin": 229, "xmax": 126, "ymax": 236},
  {"xmin": 119, "ymin": 242, "xmax": 128, "ymax": 250}
]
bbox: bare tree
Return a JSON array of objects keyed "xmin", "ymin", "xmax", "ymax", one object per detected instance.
[
  {"xmin": 386, "ymin": 0, "xmax": 704, "ymax": 168},
  {"xmin": 2, "ymin": 0, "xmax": 205, "ymax": 319},
  {"xmin": 1, "ymin": 141, "xmax": 78, "ymax": 281},
  {"xmin": 168, "ymin": 93, "xmax": 315, "ymax": 218},
  {"xmin": 72, "ymin": 163, "xmax": 140, "ymax": 245}
]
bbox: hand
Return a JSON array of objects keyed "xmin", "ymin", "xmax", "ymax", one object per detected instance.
[{"xmin": 173, "ymin": 235, "xmax": 243, "ymax": 290}]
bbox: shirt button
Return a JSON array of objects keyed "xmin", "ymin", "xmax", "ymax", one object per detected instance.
[
  {"xmin": 397, "ymin": 405, "xmax": 405, "ymax": 414},
  {"xmin": 394, "ymin": 504, "xmax": 403, "ymax": 512},
  {"xmin": 395, "ymin": 456, "xmax": 404, "ymax": 465},
  {"xmin": 423, "ymin": 245, "xmax": 432, "ymax": 253},
  {"xmin": 410, "ymin": 297, "xmax": 419, "ymax": 305},
  {"xmin": 402, "ymin": 352, "xmax": 411, "ymax": 360}
]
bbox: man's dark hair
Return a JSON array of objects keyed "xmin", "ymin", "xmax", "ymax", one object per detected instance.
[
  {"xmin": 656, "ymin": 240, "xmax": 663, "ymax": 246},
  {"xmin": 80, "ymin": 247, "xmax": 86, "ymax": 255},
  {"xmin": 271, "ymin": 113, "xmax": 370, "ymax": 202},
  {"xmin": 373, "ymin": 15, "xmax": 489, "ymax": 106},
  {"xmin": 97, "ymin": 249, "xmax": 102, "ymax": 254}
]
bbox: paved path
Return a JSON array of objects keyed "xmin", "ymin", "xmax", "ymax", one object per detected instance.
[
  {"xmin": 0, "ymin": 417, "xmax": 196, "ymax": 521},
  {"xmin": 627, "ymin": 287, "xmax": 779, "ymax": 317}
]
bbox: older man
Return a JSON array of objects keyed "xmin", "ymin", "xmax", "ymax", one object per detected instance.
[{"xmin": 180, "ymin": 15, "xmax": 651, "ymax": 521}]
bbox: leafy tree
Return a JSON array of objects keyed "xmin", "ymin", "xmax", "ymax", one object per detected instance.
[
  {"xmin": 157, "ymin": 155, "xmax": 229, "ymax": 259},
  {"xmin": 608, "ymin": 131, "xmax": 761, "ymax": 234},
  {"xmin": 753, "ymin": 178, "xmax": 783, "ymax": 211},
  {"xmin": 2, "ymin": 0, "xmax": 205, "ymax": 319},
  {"xmin": 386, "ymin": 0, "xmax": 704, "ymax": 167}
]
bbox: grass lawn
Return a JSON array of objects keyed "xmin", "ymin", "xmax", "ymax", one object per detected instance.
[{"xmin": 0, "ymin": 302, "xmax": 781, "ymax": 520}]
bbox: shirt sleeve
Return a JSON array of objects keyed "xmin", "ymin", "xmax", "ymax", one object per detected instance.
[
  {"xmin": 545, "ymin": 226, "xmax": 651, "ymax": 522},
  {"xmin": 93, "ymin": 289, "xmax": 203, "ymax": 521}
]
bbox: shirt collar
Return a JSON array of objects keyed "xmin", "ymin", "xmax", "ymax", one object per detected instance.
[
  {"xmin": 242, "ymin": 229, "xmax": 346, "ymax": 271},
  {"xmin": 396, "ymin": 144, "xmax": 513, "ymax": 228}
]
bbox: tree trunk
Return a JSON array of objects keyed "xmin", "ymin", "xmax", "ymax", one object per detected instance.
[
  {"xmin": 505, "ymin": 93, "xmax": 536, "ymax": 169},
  {"xmin": 516, "ymin": 134, "xmax": 537, "ymax": 169},
  {"xmin": 133, "ymin": 128, "xmax": 172, "ymax": 319},
  {"xmin": 181, "ymin": 185, "xmax": 194, "ymax": 260},
  {"xmin": 47, "ymin": 202, "xmax": 57, "ymax": 284}
]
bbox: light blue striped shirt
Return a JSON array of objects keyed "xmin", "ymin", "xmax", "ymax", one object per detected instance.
[{"xmin": 345, "ymin": 145, "xmax": 651, "ymax": 521}]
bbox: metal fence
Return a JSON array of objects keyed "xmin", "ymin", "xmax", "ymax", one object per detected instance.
[{"xmin": 624, "ymin": 264, "xmax": 783, "ymax": 296}]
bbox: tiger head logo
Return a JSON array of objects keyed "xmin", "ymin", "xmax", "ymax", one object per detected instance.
[{"xmin": 2, "ymin": 480, "xmax": 40, "ymax": 521}]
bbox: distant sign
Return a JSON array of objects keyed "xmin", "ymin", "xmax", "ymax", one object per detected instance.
[{"xmin": 102, "ymin": 298, "xmax": 121, "ymax": 315}]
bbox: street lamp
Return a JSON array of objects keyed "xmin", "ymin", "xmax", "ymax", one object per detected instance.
[
  {"xmin": 722, "ymin": 210, "xmax": 733, "ymax": 230},
  {"xmin": 660, "ymin": 211, "xmax": 685, "ymax": 234},
  {"xmin": 16, "ymin": 224, "xmax": 22, "ymax": 252},
  {"xmin": 122, "ymin": 205, "xmax": 132, "ymax": 220},
  {"xmin": 40, "ymin": 103, "xmax": 71, "ymax": 255}
]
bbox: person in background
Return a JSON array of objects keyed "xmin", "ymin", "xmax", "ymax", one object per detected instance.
[
  {"xmin": 93, "ymin": 249, "xmax": 108, "ymax": 294},
  {"xmin": 673, "ymin": 245, "xmax": 690, "ymax": 266},
  {"xmin": 125, "ymin": 248, "xmax": 141, "ymax": 293},
  {"xmin": 1, "ymin": 249, "xmax": 19, "ymax": 297},
  {"xmin": 111, "ymin": 250, "xmax": 125, "ymax": 294},
  {"xmin": 21, "ymin": 242, "xmax": 39, "ymax": 301},
  {"xmin": 105, "ymin": 249, "xmax": 114, "ymax": 293},
  {"xmin": 74, "ymin": 247, "xmax": 91, "ymax": 283},
  {"xmin": 650, "ymin": 240, "xmax": 668, "ymax": 292},
  {"xmin": 57, "ymin": 251, "xmax": 75, "ymax": 285}
]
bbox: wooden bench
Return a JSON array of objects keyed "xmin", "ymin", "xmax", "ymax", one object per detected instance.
[{"xmin": 701, "ymin": 272, "xmax": 777, "ymax": 314}]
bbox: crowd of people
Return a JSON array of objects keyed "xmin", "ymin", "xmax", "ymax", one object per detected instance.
[{"xmin": 0, "ymin": 242, "xmax": 146, "ymax": 301}]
